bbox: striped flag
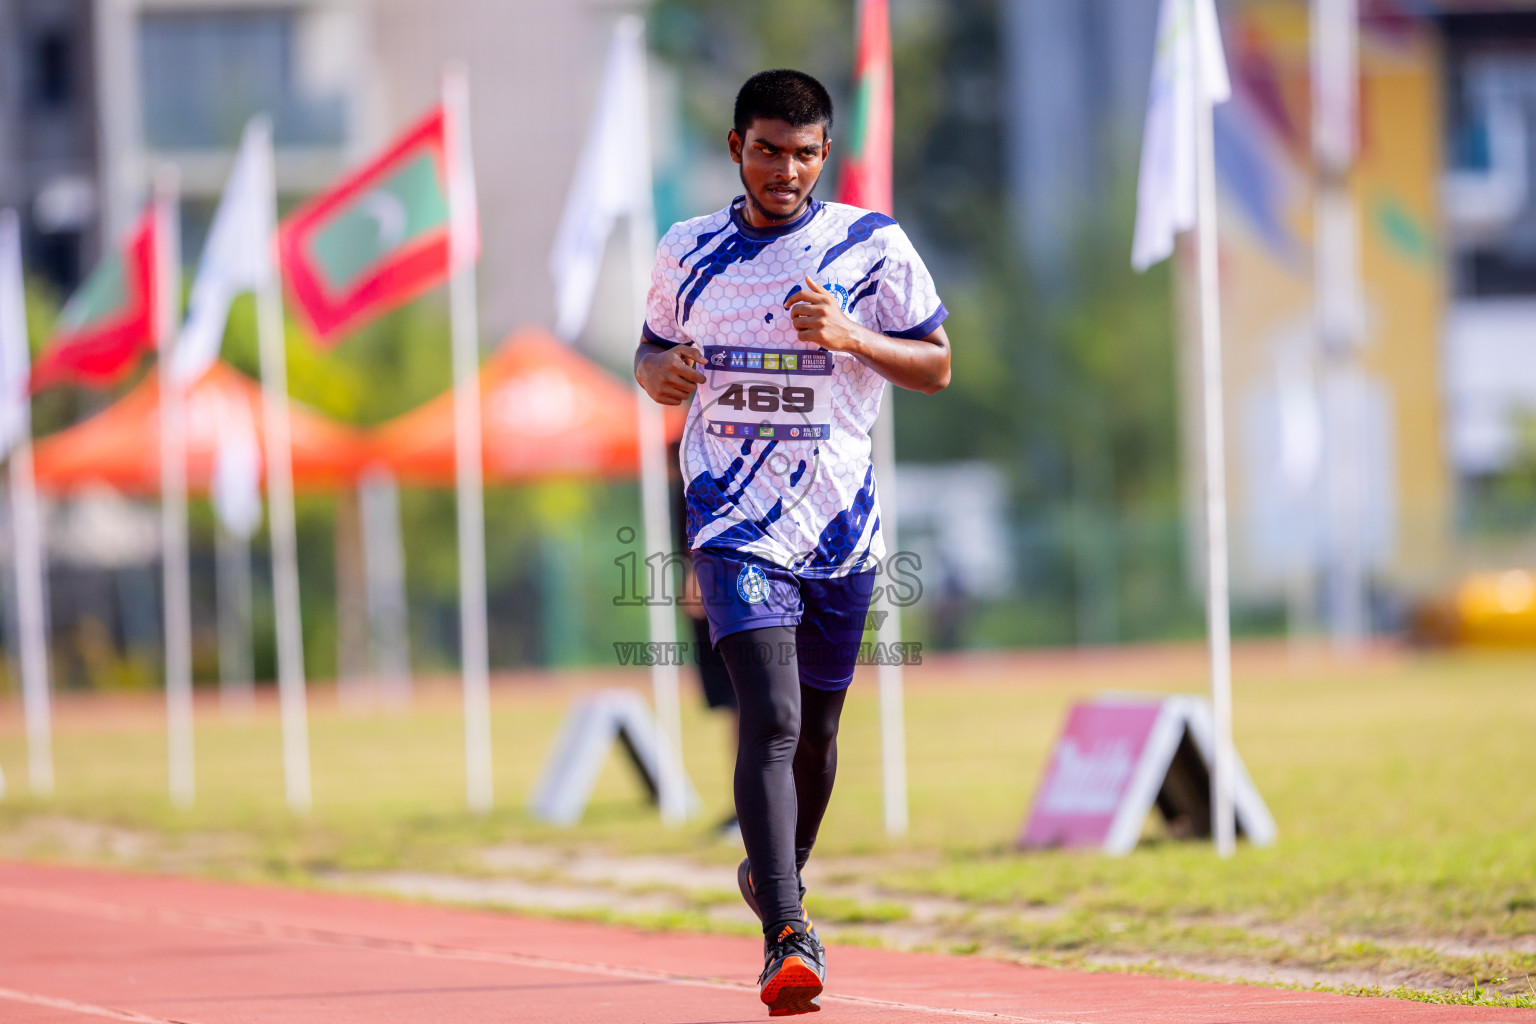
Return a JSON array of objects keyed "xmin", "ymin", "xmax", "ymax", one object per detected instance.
[
  {"xmin": 279, "ymin": 105, "xmax": 478, "ymax": 345},
  {"xmin": 836, "ymin": 0, "xmax": 894, "ymax": 216},
  {"xmin": 31, "ymin": 207, "xmax": 163, "ymax": 391}
]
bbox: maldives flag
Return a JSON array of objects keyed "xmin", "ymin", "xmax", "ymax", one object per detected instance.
[
  {"xmin": 836, "ymin": 0, "xmax": 894, "ymax": 216},
  {"xmin": 30, "ymin": 207, "xmax": 161, "ymax": 392},
  {"xmin": 279, "ymin": 104, "xmax": 477, "ymax": 345}
]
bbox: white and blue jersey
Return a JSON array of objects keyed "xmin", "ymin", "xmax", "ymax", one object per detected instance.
[{"xmin": 644, "ymin": 196, "xmax": 947, "ymax": 578}]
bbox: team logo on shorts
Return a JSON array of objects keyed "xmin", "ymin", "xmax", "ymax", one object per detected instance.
[{"xmin": 736, "ymin": 564, "xmax": 769, "ymax": 605}]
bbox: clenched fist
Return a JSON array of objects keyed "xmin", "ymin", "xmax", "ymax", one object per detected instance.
[
  {"xmin": 636, "ymin": 343, "xmax": 708, "ymax": 406},
  {"xmin": 785, "ymin": 275, "xmax": 863, "ymax": 352}
]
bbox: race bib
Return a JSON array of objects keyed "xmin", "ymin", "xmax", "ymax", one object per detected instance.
[{"xmin": 698, "ymin": 345, "xmax": 835, "ymax": 442}]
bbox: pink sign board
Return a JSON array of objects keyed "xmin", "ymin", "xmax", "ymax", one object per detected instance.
[{"xmin": 1017, "ymin": 700, "xmax": 1163, "ymax": 849}]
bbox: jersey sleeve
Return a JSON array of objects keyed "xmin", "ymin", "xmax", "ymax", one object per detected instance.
[
  {"xmin": 641, "ymin": 226, "xmax": 687, "ymax": 348},
  {"xmin": 874, "ymin": 224, "xmax": 948, "ymax": 339}
]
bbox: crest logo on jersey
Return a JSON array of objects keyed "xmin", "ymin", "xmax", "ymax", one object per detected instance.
[
  {"xmin": 826, "ymin": 282, "xmax": 852, "ymax": 312},
  {"xmin": 736, "ymin": 564, "xmax": 770, "ymax": 605}
]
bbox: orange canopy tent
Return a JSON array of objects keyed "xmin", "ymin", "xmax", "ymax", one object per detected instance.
[
  {"xmin": 31, "ymin": 362, "xmax": 368, "ymax": 495},
  {"xmin": 367, "ymin": 328, "xmax": 686, "ymax": 485}
]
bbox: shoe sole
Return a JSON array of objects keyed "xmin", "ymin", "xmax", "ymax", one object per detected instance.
[
  {"xmin": 770, "ymin": 998, "xmax": 821, "ymax": 1016},
  {"xmin": 761, "ymin": 955, "xmax": 823, "ymax": 1016}
]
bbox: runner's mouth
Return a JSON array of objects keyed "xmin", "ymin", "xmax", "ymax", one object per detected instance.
[{"xmin": 765, "ymin": 185, "xmax": 799, "ymax": 202}]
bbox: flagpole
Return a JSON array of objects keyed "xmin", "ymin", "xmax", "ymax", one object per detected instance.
[
  {"xmin": 215, "ymin": 520, "xmax": 255, "ymax": 715},
  {"xmin": 1311, "ymin": 0, "xmax": 1367, "ymax": 654},
  {"xmin": 154, "ymin": 165, "xmax": 194, "ymax": 808},
  {"xmin": 619, "ymin": 17, "xmax": 687, "ymax": 826},
  {"xmin": 1, "ymin": 209, "xmax": 54, "ymax": 795},
  {"xmin": 442, "ymin": 66, "xmax": 494, "ymax": 814},
  {"xmin": 847, "ymin": 0, "xmax": 909, "ymax": 838},
  {"xmin": 633, "ymin": 345, "xmax": 686, "ymax": 824},
  {"xmin": 250, "ymin": 117, "xmax": 313, "ymax": 812},
  {"xmin": 1190, "ymin": 0, "xmax": 1236, "ymax": 858},
  {"xmin": 871, "ymin": 399, "xmax": 909, "ymax": 836},
  {"xmin": 360, "ymin": 466, "xmax": 412, "ymax": 708},
  {"xmin": 10, "ymin": 393, "xmax": 52, "ymax": 795}
]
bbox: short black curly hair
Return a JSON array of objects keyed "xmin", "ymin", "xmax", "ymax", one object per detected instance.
[{"xmin": 733, "ymin": 69, "xmax": 834, "ymax": 140}]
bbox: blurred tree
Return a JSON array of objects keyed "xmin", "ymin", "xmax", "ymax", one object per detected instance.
[{"xmin": 1468, "ymin": 412, "xmax": 1536, "ymax": 536}]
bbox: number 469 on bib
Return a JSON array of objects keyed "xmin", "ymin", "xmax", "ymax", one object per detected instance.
[{"xmin": 716, "ymin": 382, "xmax": 815, "ymax": 413}]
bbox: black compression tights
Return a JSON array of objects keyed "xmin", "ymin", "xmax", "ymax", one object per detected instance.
[{"xmin": 717, "ymin": 625, "xmax": 847, "ymax": 933}]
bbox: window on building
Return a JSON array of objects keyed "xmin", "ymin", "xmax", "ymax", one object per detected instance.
[
  {"xmin": 1441, "ymin": 14, "xmax": 1536, "ymax": 298},
  {"xmin": 30, "ymin": 30, "xmax": 73, "ymax": 110},
  {"xmin": 139, "ymin": 9, "xmax": 346, "ymax": 149},
  {"xmin": 27, "ymin": 227, "xmax": 84, "ymax": 295}
]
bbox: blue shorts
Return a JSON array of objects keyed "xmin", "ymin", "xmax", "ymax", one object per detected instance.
[{"xmin": 691, "ymin": 549, "xmax": 876, "ymax": 691}]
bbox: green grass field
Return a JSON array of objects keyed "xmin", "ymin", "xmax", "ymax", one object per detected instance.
[{"xmin": 1, "ymin": 645, "xmax": 1533, "ymax": 1005}]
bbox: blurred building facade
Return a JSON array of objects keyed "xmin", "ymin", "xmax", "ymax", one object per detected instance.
[
  {"xmin": 0, "ymin": 0, "xmax": 103, "ymax": 293},
  {"xmin": 1193, "ymin": 2, "xmax": 1449, "ymax": 610},
  {"xmin": 4, "ymin": 0, "xmax": 644, "ymax": 339},
  {"xmin": 1212, "ymin": 1, "xmax": 1536, "ymax": 606},
  {"xmin": 1002, "ymin": 0, "xmax": 1536, "ymax": 612},
  {"xmin": 1439, "ymin": 9, "xmax": 1536, "ymax": 505}
]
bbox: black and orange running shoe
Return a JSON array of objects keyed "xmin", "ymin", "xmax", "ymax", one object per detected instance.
[{"xmin": 758, "ymin": 922, "xmax": 825, "ymax": 1016}]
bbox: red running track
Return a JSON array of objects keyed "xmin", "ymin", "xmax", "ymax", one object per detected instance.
[{"xmin": 0, "ymin": 861, "xmax": 1523, "ymax": 1024}]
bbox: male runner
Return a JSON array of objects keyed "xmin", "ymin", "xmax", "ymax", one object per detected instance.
[{"xmin": 635, "ymin": 69, "xmax": 950, "ymax": 1016}]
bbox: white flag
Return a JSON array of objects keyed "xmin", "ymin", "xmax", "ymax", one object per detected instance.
[
  {"xmin": 1131, "ymin": 0, "xmax": 1231, "ymax": 271},
  {"xmin": 171, "ymin": 120, "xmax": 275, "ymax": 384},
  {"xmin": 0, "ymin": 210, "xmax": 31, "ymax": 458},
  {"xmin": 212, "ymin": 393, "xmax": 263, "ymax": 540},
  {"xmin": 550, "ymin": 16, "xmax": 654, "ymax": 341}
]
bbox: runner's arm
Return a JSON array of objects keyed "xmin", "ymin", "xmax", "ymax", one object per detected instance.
[{"xmin": 785, "ymin": 277, "xmax": 950, "ymax": 394}]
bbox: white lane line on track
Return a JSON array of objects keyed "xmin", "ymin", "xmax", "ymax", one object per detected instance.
[
  {"xmin": 0, "ymin": 985, "xmax": 197, "ymax": 1024},
  {"xmin": 0, "ymin": 886, "xmax": 1069, "ymax": 1023}
]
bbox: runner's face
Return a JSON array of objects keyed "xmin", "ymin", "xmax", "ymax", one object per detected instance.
[{"xmin": 729, "ymin": 119, "xmax": 830, "ymax": 226}]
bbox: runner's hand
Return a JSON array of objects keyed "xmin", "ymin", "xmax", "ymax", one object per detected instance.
[
  {"xmin": 786, "ymin": 276, "xmax": 861, "ymax": 352},
  {"xmin": 638, "ymin": 344, "xmax": 707, "ymax": 405}
]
